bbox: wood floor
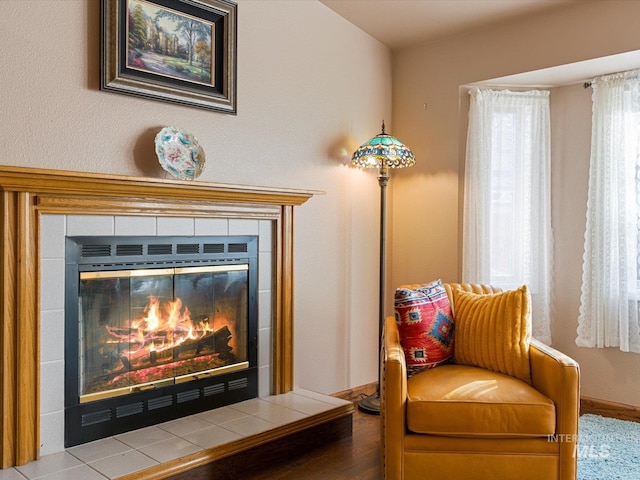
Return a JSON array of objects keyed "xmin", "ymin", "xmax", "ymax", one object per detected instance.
[
  {"xmin": 168, "ymin": 402, "xmax": 382, "ymax": 480},
  {"xmin": 164, "ymin": 393, "xmax": 640, "ymax": 480}
]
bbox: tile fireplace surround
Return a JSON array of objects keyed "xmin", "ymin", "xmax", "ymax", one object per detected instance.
[{"xmin": 0, "ymin": 166, "xmax": 352, "ymax": 478}]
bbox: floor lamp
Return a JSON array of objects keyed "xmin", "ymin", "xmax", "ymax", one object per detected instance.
[{"xmin": 351, "ymin": 121, "xmax": 415, "ymax": 415}]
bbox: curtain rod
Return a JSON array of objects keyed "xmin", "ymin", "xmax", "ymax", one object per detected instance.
[{"xmin": 584, "ymin": 69, "xmax": 640, "ymax": 89}]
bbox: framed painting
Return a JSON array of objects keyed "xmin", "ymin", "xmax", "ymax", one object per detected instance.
[{"xmin": 101, "ymin": 0, "xmax": 237, "ymax": 114}]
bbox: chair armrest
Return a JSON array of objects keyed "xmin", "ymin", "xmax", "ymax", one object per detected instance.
[
  {"xmin": 529, "ymin": 338, "xmax": 580, "ymax": 479},
  {"xmin": 381, "ymin": 316, "xmax": 407, "ymax": 480},
  {"xmin": 529, "ymin": 338, "xmax": 580, "ymax": 433}
]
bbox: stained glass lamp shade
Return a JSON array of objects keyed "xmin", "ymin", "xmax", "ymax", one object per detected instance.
[{"xmin": 351, "ymin": 122, "xmax": 416, "ymax": 170}]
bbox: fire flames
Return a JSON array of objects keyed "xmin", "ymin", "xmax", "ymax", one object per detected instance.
[
  {"xmin": 106, "ymin": 296, "xmax": 215, "ymax": 355},
  {"xmin": 132, "ymin": 296, "xmax": 213, "ymax": 352}
]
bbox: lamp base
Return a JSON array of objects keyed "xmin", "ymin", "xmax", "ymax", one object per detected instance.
[{"xmin": 357, "ymin": 392, "xmax": 380, "ymax": 415}]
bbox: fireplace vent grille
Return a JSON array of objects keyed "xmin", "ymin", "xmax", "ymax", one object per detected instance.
[
  {"xmin": 81, "ymin": 409, "xmax": 112, "ymax": 427},
  {"xmin": 72, "ymin": 238, "xmax": 252, "ymax": 264},
  {"xmin": 116, "ymin": 244, "xmax": 143, "ymax": 256},
  {"xmin": 177, "ymin": 243, "xmax": 199, "ymax": 254},
  {"xmin": 117, "ymin": 402, "xmax": 144, "ymax": 418},
  {"xmin": 81, "ymin": 244, "xmax": 111, "ymax": 257},
  {"xmin": 148, "ymin": 244, "xmax": 173, "ymax": 255},
  {"xmin": 148, "ymin": 395, "xmax": 173, "ymax": 411},
  {"xmin": 177, "ymin": 389, "xmax": 201, "ymax": 404},
  {"xmin": 204, "ymin": 383, "xmax": 225, "ymax": 396},
  {"xmin": 204, "ymin": 243, "xmax": 225, "ymax": 254},
  {"xmin": 229, "ymin": 243, "xmax": 249, "ymax": 253},
  {"xmin": 228, "ymin": 377, "xmax": 249, "ymax": 391}
]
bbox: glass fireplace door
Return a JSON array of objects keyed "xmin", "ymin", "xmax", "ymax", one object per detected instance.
[{"xmin": 78, "ymin": 265, "xmax": 249, "ymax": 402}]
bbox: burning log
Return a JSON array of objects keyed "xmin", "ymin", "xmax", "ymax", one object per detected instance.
[
  {"xmin": 84, "ymin": 325, "xmax": 238, "ymax": 394},
  {"xmin": 108, "ymin": 354, "xmax": 230, "ymax": 390},
  {"xmin": 116, "ymin": 325, "xmax": 235, "ymax": 373}
]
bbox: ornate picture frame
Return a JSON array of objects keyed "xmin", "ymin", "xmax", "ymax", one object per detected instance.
[{"xmin": 101, "ymin": 0, "xmax": 237, "ymax": 114}]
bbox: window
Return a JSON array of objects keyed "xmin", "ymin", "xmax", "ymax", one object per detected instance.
[{"xmin": 463, "ymin": 88, "xmax": 552, "ymax": 344}]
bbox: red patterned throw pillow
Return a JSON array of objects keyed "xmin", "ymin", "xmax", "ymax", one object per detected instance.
[{"xmin": 394, "ymin": 279, "xmax": 454, "ymax": 376}]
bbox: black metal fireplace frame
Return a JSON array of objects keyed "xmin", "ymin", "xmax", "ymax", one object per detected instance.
[{"xmin": 64, "ymin": 235, "xmax": 259, "ymax": 447}]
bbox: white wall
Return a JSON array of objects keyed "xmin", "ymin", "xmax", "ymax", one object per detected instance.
[
  {"xmin": 392, "ymin": 1, "xmax": 640, "ymax": 406},
  {"xmin": 0, "ymin": 0, "xmax": 391, "ymax": 394}
]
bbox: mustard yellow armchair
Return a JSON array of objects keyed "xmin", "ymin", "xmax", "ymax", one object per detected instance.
[{"xmin": 381, "ymin": 283, "xmax": 580, "ymax": 480}]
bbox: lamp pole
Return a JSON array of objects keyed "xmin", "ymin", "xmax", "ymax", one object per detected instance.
[
  {"xmin": 358, "ymin": 164, "xmax": 388, "ymax": 415},
  {"xmin": 377, "ymin": 165, "xmax": 389, "ymax": 358}
]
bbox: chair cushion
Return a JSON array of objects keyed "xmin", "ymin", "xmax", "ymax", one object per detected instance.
[
  {"xmin": 394, "ymin": 280, "xmax": 454, "ymax": 376},
  {"xmin": 407, "ymin": 364, "xmax": 555, "ymax": 438},
  {"xmin": 453, "ymin": 285, "xmax": 532, "ymax": 384}
]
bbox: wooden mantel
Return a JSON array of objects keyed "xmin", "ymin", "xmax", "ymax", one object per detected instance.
[{"xmin": 0, "ymin": 166, "xmax": 317, "ymax": 468}]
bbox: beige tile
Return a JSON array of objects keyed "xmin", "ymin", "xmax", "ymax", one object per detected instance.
[
  {"xmin": 66, "ymin": 215, "xmax": 114, "ymax": 236},
  {"xmin": 258, "ymin": 220, "xmax": 273, "ymax": 252},
  {"xmin": 293, "ymin": 388, "xmax": 353, "ymax": 407},
  {"xmin": 88, "ymin": 450, "xmax": 157, "ymax": 479},
  {"xmin": 39, "ymin": 411, "xmax": 65, "ymax": 457},
  {"xmin": 262, "ymin": 391, "xmax": 336, "ymax": 415},
  {"xmin": 15, "ymin": 451, "xmax": 82, "ymax": 479},
  {"xmin": 250, "ymin": 404, "xmax": 307, "ymax": 426},
  {"xmin": 258, "ymin": 365, "xmax": 272, "ymax": 398},
  {"xmin": 194, "ymin": 405, "xmax": 248, "ymax": 425},
  {"xmin": 114, "ymin": 216, "xmax": 157, "ymax": 236},
  {"xmin": 40, "ymin": 259, "xmax": 65, "ymax": 311},
  {"xmin": 227, "ymin": 398, "xmax": 274, "ymax": 416},
  {"xmin": 219, "ymin": 415, "xmax": 275, "ymax": 437},
  {"xmin": 40, "ymin": 214, "xmax": 66, "ymax": 259},
  {"xmin": 228, "ymin": 219, "xmax": 259, "ymax": 236},
  {"xmin": 182, "ymin": 425, "xmax": 242, "ymax": 449},
  {"xmin": 258, "ymin": 290, "xmax": 272, "ymax": 330},
  {"xmin": 39, "ymin": 361, "xmax": 64, "ymax": 415},
  {"xmin": 36, "ymin": 465, "xmax": 108, "ymax": 480},
  {"xmin": 115, "ymin": 425, "xmax": 176, "ymax": 449},
  {"xmin": 67, "ymin": 437, "xmax": 131, "ymax": 463},
  {"xmin": 258, "ymin": 328, "xmax": 272, "ymax": 367},
  {"xmin": 137, "ymin": 437, "xmax": 202, "ymax": 463},
  {"xmin": 194, "ymin": 218, "xmax": 229, "ymax": 235},
  {"xmin": 229, "ymin": 397, "xmax": 308, "ymax": 425},
  {"xmin": 156, "ymin": 415, "xmax": 211, "ymax": 437},
  {"xmin": 156, "ymin": 217, "xmax": 194, "ymax": 236},
  {"xmin": 0, "ymin": 468, "xmax": 26, "ymax": 480},
  {"xmin": 258, "ymin": 251, "xmax": 272, "ymax": 290},
  {"xmin": 40, "ymin": 309, "xmax": 64, "ymax": 363}
]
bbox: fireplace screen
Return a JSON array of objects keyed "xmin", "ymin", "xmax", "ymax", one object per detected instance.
[{"xmin": 78, "ymin": 265, "xmax": 249, "ymax": 402}]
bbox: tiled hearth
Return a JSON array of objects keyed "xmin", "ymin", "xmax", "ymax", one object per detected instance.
[{"xmin": 0, "ymin": 390, "xmax": 351, "ymax": 480}]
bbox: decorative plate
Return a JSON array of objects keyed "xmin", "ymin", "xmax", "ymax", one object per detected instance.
[{"xmin": 154, "ymin": 126, "xmax": 205, "ymax": 180}]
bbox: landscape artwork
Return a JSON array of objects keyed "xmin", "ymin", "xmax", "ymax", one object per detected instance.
[{"xmin": 127, "ymin": 0, "xmax": 215, "ymax": 87}]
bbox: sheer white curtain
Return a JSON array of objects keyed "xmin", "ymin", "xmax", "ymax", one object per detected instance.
[
  {"xmin": 463, "ymin": 88, "xmax": 552, "ymax": 344},
  {"xmin": 577, "ymin": 70, "xmax": 640, "ymax": 353}
]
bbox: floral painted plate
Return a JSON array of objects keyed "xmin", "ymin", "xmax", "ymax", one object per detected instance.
[{"xmin": 155, "ymin": 126, "xmax": 205, "ymax": 180}]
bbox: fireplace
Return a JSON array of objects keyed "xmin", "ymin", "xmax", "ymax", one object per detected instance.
[
  {"xmin": 64, "ymin": 235, "xmax": 258, "ymax": 447},
  {"xmin": 0, "ymin": 166, "xmax": 315, "ymax": 468}
]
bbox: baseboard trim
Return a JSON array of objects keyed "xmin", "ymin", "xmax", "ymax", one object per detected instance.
[
  {"xmin": 332, "ymin": 382, "xmax": 377, "ymax": 403},
  {"xmin": 580, "ymin": 396, "xmax": 640, "ymax": 423}
]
